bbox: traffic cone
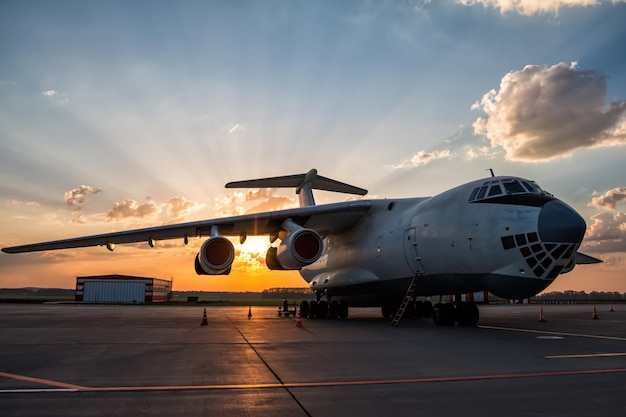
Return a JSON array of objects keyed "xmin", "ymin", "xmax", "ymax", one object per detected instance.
[
  {"xmin": 539, "ymin": 306, "xmax": 547, "ymax": 322},
  {"xmin": 248, "ymin": 306, "xmax": 252, "ymax": 320},
  {"xmin": 201, "ymin": 308, "xmax": 208, "ymax": 326},
  {"xmin": 295, "ymin": 308, "xmax": 303, "ymax": 328},
  {"xmin": 592, "ymin": 305, "xmax": 599, "ymax": 320},
  {"xmin": 609, "ymin": 304, "xmax": 615, "ymax": 312}
]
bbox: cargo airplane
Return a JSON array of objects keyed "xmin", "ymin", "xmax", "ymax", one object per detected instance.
[{"xmin": 2, "ymin": 169, "xmax": 601, "ymax": 326}]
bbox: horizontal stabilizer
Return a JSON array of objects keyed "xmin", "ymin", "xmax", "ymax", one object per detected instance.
[
  {"xmin": 576, "ymin": 252, "xmax": 603, "ymax": 264},
  {"xmin": 226, "ymin": 169, "xmax": 367, "ymax": 195}
]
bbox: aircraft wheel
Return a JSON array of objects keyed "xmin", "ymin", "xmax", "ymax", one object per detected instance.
[
  {"xmin": 309, "ymin": 300, "xmax": 318, "ymax": 319},
  {"xmin": 432, "ymin": 303, "xmax": 455, "ymax": 326},
  {"xmin": 317, "ymin": 301, "xmax": 329, "ymax": 319},
  {"xmin": 339, "ymin": 301, "xmax": 349, "ymax": 319},
  {"xmin": 329, "ymin": 301, "xmax": 339, "ymax": 319},
  {"xmin": 381, "ymin": 304, "xmax": 395, "ymax": 319},
  {"xmin": 414, "ymin": 300, "xmax": 424, "ymax": 319},
  {"xmin": 299, "ymin": 301, "xmax": 310, "ymax": 318},
  {"xmin": 422, "ymin": 300, "xmax": 433, "ymax": 318},
  {"xmin": 455, "ymin": 302, "xmax": 479, "ymax": 326}
]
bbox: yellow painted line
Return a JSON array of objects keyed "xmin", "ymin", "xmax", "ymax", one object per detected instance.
[
  {"xmin": 546, "ymin": 353, "xmax": 626, "ymax": 359},
  {"xmin": 4, "ymin": 369, "xmax": 626, "ymax": 394},
  {"xmin": 0, "ymin": 371, "xmax": 87, "ymax": 390},
  {"xmin": 478, "ymin": 325, "xmax": 626, "ymax": 342}
]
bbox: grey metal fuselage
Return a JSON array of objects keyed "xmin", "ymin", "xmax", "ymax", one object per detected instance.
[{"xmin": 301, "ymin": 176, "xmax": 585, "ymax": 304}]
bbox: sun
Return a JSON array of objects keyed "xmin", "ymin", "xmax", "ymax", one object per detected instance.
[{"xmin": 238, "ymin": 236, "xmax": 272, "ymax": 256}]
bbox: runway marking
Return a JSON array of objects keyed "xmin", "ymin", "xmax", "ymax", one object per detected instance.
[
  {"xmin": 0, "ymin": 371, "xmax": 87, "ymax": 390},
  {"xmin": 3, "ymin": 368, "xmax": 626, "ymax": 394},
  {"xmin": 478, "ymin": 325, "xmax": 626, "ymax": 341},
  {"xmin": 546, "ymin": 353, "xmax": 626, "ymax": 359}
]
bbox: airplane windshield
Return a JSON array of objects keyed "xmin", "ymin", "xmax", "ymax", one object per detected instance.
[{"xmin": 468, "ymin": 178, "xmax": 549, "ymax": 202}]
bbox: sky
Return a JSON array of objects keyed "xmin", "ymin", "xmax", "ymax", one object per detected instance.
[{"xmin": 1, "ymin": 0, "xmax": 625, "ymax": 293}]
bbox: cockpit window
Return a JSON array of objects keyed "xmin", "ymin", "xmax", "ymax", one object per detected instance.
[
  {"xmin": 521, "ymin": 181, "xmax": 536, "ymax": 192},
  {"xmin": 469, "ymin": 187, "xmax": 479, "ymax": 201},
  {"xmin": 488, "ymin": 184, "xmax": 502, "ymax": 196},
  {"xmin": 469, "ymin": 178, "xmax": 550, "ymax": 202},
  {"xmin": 503, "ymin": 180, "xmax": 526, "ymax": 194}
]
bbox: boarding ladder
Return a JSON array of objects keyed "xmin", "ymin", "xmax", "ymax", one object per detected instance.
[{"xmin": 390, "ymin": 274, "xmax": 421, "ymax": 327}]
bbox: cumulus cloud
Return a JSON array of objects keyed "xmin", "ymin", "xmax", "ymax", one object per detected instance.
[
  {"xmin": 106, "ymin": 199, "xmax": 158, "ymax": 221},
  {"xmin": 64, "ymin": 185, "xmax": 102, "ymax": 210},
  {"xmin": 456, "ymin": 0, "xmax": 621, "ymax": 15},
  {"xmin": 393, "ymin": 149, "xmax": 452, "ymax": 169},
  {"xmin": 42, "ymin": 90, "xmax": 57, "ymax": 96},
  {"xmin": 584, "ymin": 211, "xmax": 626, "ymax": 253},
  {"xmin": 590, "ymin": 187, "xmax": 626, "ymax": 210},
  {"xmin": 472, "ymin": 62, "xmax": 626, "ymax": 162},
  {"xmin": 214, "ymin": 188, "xmax": 297, "ymax": 216},
  {"xmin": 163, "ymin": 196, "xmax": 205, "ymax": 220}
]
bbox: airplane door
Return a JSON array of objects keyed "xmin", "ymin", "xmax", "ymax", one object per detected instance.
[{"xmin": 403, "ymin": 228, "xmax": 423, "ymax": 274}]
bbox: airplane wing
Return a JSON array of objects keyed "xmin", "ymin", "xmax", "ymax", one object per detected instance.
[{"xmin": 2, "ymin": 201, "xmax": 371, "ymax": 253}]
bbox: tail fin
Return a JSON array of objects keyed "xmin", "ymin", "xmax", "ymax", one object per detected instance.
[{"xmin": 225, "ymin": 169, "xmax": 368, "ymax": 207}]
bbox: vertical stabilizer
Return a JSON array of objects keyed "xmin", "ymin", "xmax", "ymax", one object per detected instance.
[{"xmin": 225, "ymin": 169, "xmax": 368, "ymax": 207}]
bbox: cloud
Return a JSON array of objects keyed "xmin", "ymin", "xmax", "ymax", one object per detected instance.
[
  {"xmin": 456, "ymin": 0, "xmax": 621, "ymax": 16},
  {"xmin": 106, "ymin": 199, "xmax": 158, "ymax": 221},
  {"xmin": 472, "ymin": 62, "xmax": 626, "ymax": 162},
  {"xmin": 584, "ymin": 211, "xmax": 626, "ymax": 253},
  {"xmin": 42, "ymin": 89, "xmax": 70, "ymax": 105},
  {"xmin": 64, "ymin": 185, "xmax": 102, "ymax": 210},
  {"xmin": 163, "ymin": 196, "xmax": 205, "ymax": 220},
  {"xmin": 393, "ymin": 149, "xmax": 452, "ymax": 169},
  {"xmin": 214, "ymin": 188, "xmax": 297, "ymax": 216},
  {"xmin": 228, "ymin": 124, "xmax": 245, "ymax": 134},
  {"xmin": 590, "ymin": 187, "xmax": 626, "ymax": 210}
]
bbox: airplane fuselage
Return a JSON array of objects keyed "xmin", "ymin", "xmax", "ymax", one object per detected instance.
[{"xmin": 301, "ymin": 176, "xmax": 586, "ymax": 304}]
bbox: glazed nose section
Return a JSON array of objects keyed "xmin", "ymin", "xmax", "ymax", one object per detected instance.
[{"xmin": 538, "ymin": 200, "xmax": 586, "ymax": 243}]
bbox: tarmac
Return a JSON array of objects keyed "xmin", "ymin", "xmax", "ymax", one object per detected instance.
[{"xmin": 1, "ymin": 303, "xmax": 625, "ymax": 416}]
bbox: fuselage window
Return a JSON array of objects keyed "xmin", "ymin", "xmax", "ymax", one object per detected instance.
[{"xmin": 503, "ymin": 181, "xmax": 526, "ymax": 194}]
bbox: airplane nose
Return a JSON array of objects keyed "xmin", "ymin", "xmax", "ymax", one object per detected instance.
[{"xmin": 538, "ymin": 200, "xmax": 586, "ymax": 243}]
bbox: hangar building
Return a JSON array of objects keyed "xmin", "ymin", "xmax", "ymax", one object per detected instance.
[{"xmin": 75, "ymin": 275, "xmax": 172, "ymax": 303}]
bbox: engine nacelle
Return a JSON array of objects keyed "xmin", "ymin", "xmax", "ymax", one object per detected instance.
[
  {"xmin": 194, "ymin": 236, "xmax": 235, "ymax": 275},
  {"xmin": 266, "ymin": 224, "xmax": 323, "ymax": 270}
]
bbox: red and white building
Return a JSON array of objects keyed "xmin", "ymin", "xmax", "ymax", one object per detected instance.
[{"xmin": 75, "ymin": 275, "xmax": 172, "ymax": 303}]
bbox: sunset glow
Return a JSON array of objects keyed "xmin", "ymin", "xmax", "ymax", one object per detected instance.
[{"xmin": 1, "ymin": 1, "xmax": 625, "ymax": 293}]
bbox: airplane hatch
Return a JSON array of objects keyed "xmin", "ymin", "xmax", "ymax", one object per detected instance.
[{"xmin": 403, "ymin": 228, "xmax": 424, "ymax": 274}]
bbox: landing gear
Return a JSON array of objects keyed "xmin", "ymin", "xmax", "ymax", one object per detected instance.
[
  {"xmin": 381, "ymin": 303, "xmax": 397, "ymax": 319},
  {"xmin": 432, "ymin": 303, "xmax": 455, "ymax": 326},
  {"xmin": 454, "ymin": 302, "xmax": 479, "ymax": 326},
  {"xmin": 432, "ymin": 302, "xmax": 479, "ymax": 326},
  {"xmin": 299, "ymin": 301, "xmax": 310, "ymax": 318}
]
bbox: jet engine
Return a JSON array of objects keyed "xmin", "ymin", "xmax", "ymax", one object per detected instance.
[
  {"xmin": 194, "ymin": 236, "xmax": 235, "ymax": 275},
  {"xmin": 266, "ymin": 219, "xmax": 323, "ymax": 270}
]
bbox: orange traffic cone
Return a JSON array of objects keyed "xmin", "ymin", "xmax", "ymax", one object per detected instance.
[
  {"xmin": 609, "ymin": 304, "xmax": 615, "ymax": 312},
  {"xmin": 295, "ymin": 308, "xmax": 303, "ymax": 328},
  {"xmin": 539, "ymin": 306, "xmax": 547, "ymax": 322},
  {"xmin": 248, "ymin": 306, "xmax": 252, "ymax": 320},
  {"xmin": 201, "ymin": 308, "xmax": 208, "ymax": 326},
  {"xmin": 592, "ymin": 305, "xmax": 599, "ymax": 320}
]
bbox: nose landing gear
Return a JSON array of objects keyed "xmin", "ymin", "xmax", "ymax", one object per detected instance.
[{"xmin": 432, "ymin": 301, "xmax": 479, "ymax": 326}]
